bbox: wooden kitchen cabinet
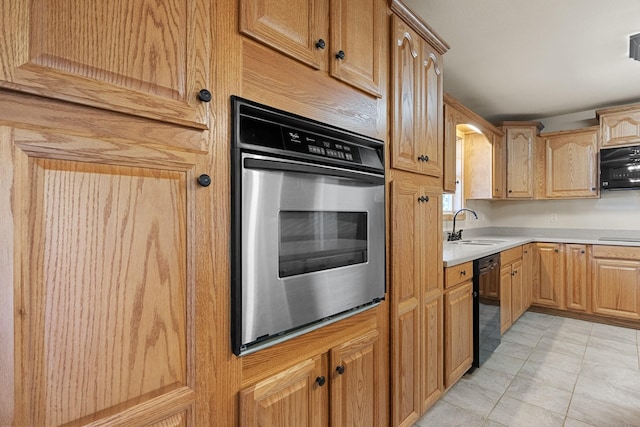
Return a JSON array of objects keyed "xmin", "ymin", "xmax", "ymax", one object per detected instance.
[
  {"xmin": 521, "ymin": 243, "xmax": 535, "ymax": 308},
  {"xmin": 390, "ymin": 11, "xmax": 447, "ymax": 178},
  {"xmin": 240, "ymin": 0, "xmax": 384, "ymax": 97},
  {"xmin": 591, "ymin": 246, "xmax": 640, "ymax": 320},
  {"xmin": 240, "ymin": 356, "xmax": 328, "ymax": 427},
  {"xmin": 240, "ymin": 328, "xmax": 382, "ymax": 427},
  {"xmin": 497, "ymin": 122, "xmax": 543, "ymax": 199},
  {"xmin": 597, "ymin": 103, "xmax": 640, "ymax": 148},
  {"xmin": 500, "ymin": 246, "xmax": 524, "ymax": 333},
  {"xmin": 444, "ymin": 268, "xmax": 473, "ymax": 389},
  {"xmin": 542, "ymin": 127, "xmax": 599, "ymax": 199},
  {"xmin": 443, "ymin": 101, "xmax": 466, "ymax": 193},
  {"xmin": 389, "ymin": 173, "xmax": 443, "ymax": 426},
  {"xmin": 0, "ymin": 0, "xmax": 211, "ymax": 129},
  {"xmin": 565, "ymin": 244, "xmax": 590, "ymax": 312},
  {"xmin": 532, "ymin": 243, "xmax": 565, "ymax": 309}
]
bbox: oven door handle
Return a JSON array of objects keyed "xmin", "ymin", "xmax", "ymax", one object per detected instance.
[{"xmin": 244, "ymin": 158, "xmax": 384, "ymax": 185}]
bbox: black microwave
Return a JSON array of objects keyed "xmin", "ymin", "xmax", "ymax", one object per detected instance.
[{"xmin": 600, "ymin": 144, "xmax": 640, "ymax": 190}]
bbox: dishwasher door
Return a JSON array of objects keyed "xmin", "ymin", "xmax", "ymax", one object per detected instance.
[{"xmin": 473, "ymin": 254, "xmax": 501, "ymax": 368}]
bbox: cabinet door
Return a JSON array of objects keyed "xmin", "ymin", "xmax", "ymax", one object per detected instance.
[
  {"xmin": 492, "ymin": 133, "xmax": 506, "ymax": 198},
  {"xmin": 443, "ymin": 104, "xmax": 463, "ymax": 193},
  {"xmin": 240, "ymin": 356, "xmax": 327, "ymax": 427},
  {"xmin": 1, "ymin": 0, "xmax": 211, "ymax": 129},
  {"xmin": 330, "ymin": 330, "xmax": 381, "ymax": 427},
  {"xmin": 1, "ymin": 127, "xmax": 198, "ymax": 425},
  {"xmin": 521, "ymin": 244, "xmax": 535, "ymax": 308},
  {"xmin": 240, "ymin": 0, "xmax": 328, "ymax": 71},
  {"xmin": 500, "ymin": 264, "xmax": 513, "ymax": 334},
  {"xmin": 592, "ymin": 258, "xmax": 640, "ymax": 320},
  {"xmin": 533, "ymin": 243, "xmax": 564, "ymax": 308},
  {"xmin": 390, "ymin": 17, "xmax": 421, "ymax": 175},
  {"xmin": 510, "ymin": 260, "xmax": 525, "ymax": 322},
  {"xmin": 417, "ymin": 40, "xmax": 444, "ymax": 178},
  {"xmin": 506, "ymin": 127, "xmax": 535, "ymax": 198},
  {"xmin": 422, "ymin": 293, "xmax": 443, "ymax": 413},
  {"xmin": 566, "ymin": 244, "xmax": 590, "ymax": 312},
  {"xmin": 444, "ymin": 282, "xmax": 473, "ymax": 388},
  {"xmin": 600, "ymin": 109, "xmax": 640, "ymax": 148},
  {"xmin": 389, "ymin": 179, "xmax": 422, "ymax": 426},
  {"xmin": 544, "ymin": 129, "xmax": 598, "ymax": 198},
  {"xmin": 329, "ymin": 0, "xmax": 383, "ymax": 97}
]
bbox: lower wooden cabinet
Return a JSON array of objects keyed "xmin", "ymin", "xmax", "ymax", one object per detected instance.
[
  {"xmin": 444, "ymin": 281, "xmax": 473, "ymax": 388},
  {"xmin": 240, "ymin": 329, "xmax": 381, "ymax": 427},
  {"xmin": 500, "ymin": 264, "xmax": 513, "ymax": 334},
  {"xmin": 500, "ymin": 246, "xmax": 525, "ymax": 333},
  {"xmin": 565, "ymin": 244, "xmax": 590, "ymax": 312},
  {"xmin": 532, "ymin": 243, "xmax": 564, "ymax": 308},
  {"xmin": 592, "ymin": 246, "xmax": 640, "ymax": 320}
]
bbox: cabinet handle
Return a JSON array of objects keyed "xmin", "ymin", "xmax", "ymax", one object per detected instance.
[
  {"xmin": 591, "ymin": 187, "xmax": 596, "ymax": 191},
  {"xmin": 460, "ymin": 270, "xmax": 466, "ymax": 276},
  {"xmin": 197, "ymin": 174, "xmax": 212, "ymax": 187},
  {"xmin": 315, "ymin": 39, "xmax": 326, "ymax": 49},
  {"xmin": 336, "ymin": 365, "xmax": 345, "ymax": 375},
  {"xmin": 508, "ymin": 190, "xmax": 513, "ymax": 193},
  {"xmin": 417, "ymin": 154, "xmax": 430, "ymax": 162},
  {"xmin": 336, "ymin": 50, "xmax": 345, "ymax": 60},
  {"xmin": 316, "ymin": 376, "xmax": 326, "ymax": 386},
  {"xmin": 417, "ymin": 196, "xmax": 430, "ymax": 203},
  {"xmin": 198, "ymin": 89, "xmax": 212, "ymax": 102},
  {"xmin": 581, "ymin": 250, "xmax": 586, "ymax": 254},
  {"xmin": 554, "ymin": 249, "xmax": 559, "ymax": 253}
]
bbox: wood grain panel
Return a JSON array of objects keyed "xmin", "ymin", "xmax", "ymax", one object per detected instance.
[
  {"xmin": 240, "ymin": 0, "xmax": 328, "ymax": 71},
  {"xmin": 418, "ymin": 42, "xmax": 443, "ymax": 178},
  {"xmin": 421, "ymin": 293, "xmax": 442, "ymax": 413},
  {"xmin": 149, "ymin": 410, "xmax": 187, "ymax": 427},
  {"xmin": 533, "ymin": 243, "xmax": 564, "ymax": 309},
  {"xmin": 22, "ymin": 158, "xmax": 189, "ymax": 425},
  {"xmin": 444, "ymin": 282, "xmax": 472, "ymax": 388},
  {"xmin": 330, "ymin": 329, "xmax": 380, "ymax": 427},
  {"xmin": 592, "ymin": 259, "xmax": 640, "ymax": 320},
  {"xmin": 593, "ymin": 245, "xmax": 640, "ymax": 261},
  {"xmin": 421, "ymin": 185, "xmax": 443, "ymax": 296},
  {"xmin": 597, "ymin": 103, "xmax": 640, "ymax": 148},
  {"xmin": 510, "ymin": 260, "xmax": 525, "ymax": 322},
  {"xmin": 464, "ymin": 132, "xmax": 493, "ymax": 200},
  {"xmin": 445, "ymin": 262, "xmax": 472, "ymax": 290},
  {"xmin": 500, "ymin": 265, "xmax": 513, "ymax": 334},
  {"xmin": 0, "ymin": 127, "xmax": 16, "ymax": 426},
  {"xmin": 506, "ymin": 127, "xmax": 534, "ymax": 198},
  {"xmin": 395, "ymin": 308, "xmax": 419, "ymax": 426},
  {"xmin": 565, "ymin": 244, "xmax": 590, "ymax": 312},
  {"xmin": 501, "ymin": 246, "xmax": 523, "ymax": 266},
  {"xmin": 1, "ymin": 0, "xmax": 210, "ymax": 128}
]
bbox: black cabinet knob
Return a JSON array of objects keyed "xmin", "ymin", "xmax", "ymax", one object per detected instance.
[
  {"xmin": 336, "ymin": 365, "xmax": 345, "ymax": 375},
  {"xmin": 316, "ymin": 376, "xmax": 326, "ymax": 386},
  {"xmin": 336, "ymin": 50, "xmax": 345, "ymax": 60},
  {"xmin": 316, "ymin": 39, "xmax": 326, "ymax": 49},
  {"xmin": 417, "ymin": 196, "xmax": 430, "ymax": 203},
  {"xmin": 554, "ymin": 249, "xmax": 559, "ymax": 253},
  {"xmin": 198, "ymin": 89, "xmax": 212, "ymax": 102},
  {"xmin": 197, "ymin": 174, "xmax": 212, "ymax": 187},
  {"xmin": 581, "ymin": 250, "xmax": 586, "ymax": 254},
  {"xmin": 508, "ymin": 190, "xmax": 513, "ymax": 193},
  {"xmin": 460, "ymin": 270, "xmax": 466, "ymax": 276}
]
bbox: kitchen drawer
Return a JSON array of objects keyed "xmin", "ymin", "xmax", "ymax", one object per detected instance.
[
  {"xmin": 592, "ymin": 245, "xmax": 640, "ymax": 261},
  {"xmin": 445, "ymin": 261, "xmax": 473, "ymax": 289},
  {"xmin": 501, "ymin": 246, "xmax": 523, "ymax": 265}
]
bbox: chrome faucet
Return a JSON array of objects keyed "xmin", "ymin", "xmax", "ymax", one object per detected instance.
[{"xmin": 447, "ymin": 208, "xmax": 478, "ymax": 241}]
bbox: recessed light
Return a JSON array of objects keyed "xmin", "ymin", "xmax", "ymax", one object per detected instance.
[{"xmin": 630, "ymin": 33, "xmax": 640, "ymax": 61}]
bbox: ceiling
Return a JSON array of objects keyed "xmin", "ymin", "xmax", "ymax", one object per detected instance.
[{"xmin": 404, "ymin": 0, "xmax": 640, "ymax": 123}]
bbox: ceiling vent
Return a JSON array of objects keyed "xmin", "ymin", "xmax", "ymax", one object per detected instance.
[{"xmin": 630, "ymin": 33, "xmax": 640, "ymax": 61}]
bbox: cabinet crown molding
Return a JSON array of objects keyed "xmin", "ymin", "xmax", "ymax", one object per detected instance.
[{"xmin": 389, "ymin": 0, "xmax": 450, "ymax": 54}]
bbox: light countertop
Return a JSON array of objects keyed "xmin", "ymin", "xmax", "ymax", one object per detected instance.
[{"xmin": 443, "ymin": 228, "xmax": 640, "ymax": 267}]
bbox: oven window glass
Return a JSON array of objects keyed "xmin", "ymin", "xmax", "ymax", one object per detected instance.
[{"xmin": 279, "ymin": 211, "xmax": 368, "ymax": 277}]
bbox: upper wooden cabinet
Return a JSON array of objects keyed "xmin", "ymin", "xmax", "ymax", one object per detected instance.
[
  {"xmin": 0, "ymin": 0, "xmax": 211, "ymax": 129},
  {"xmin": 443, "ymin": 103, "xmax": 465, "ymax": 193},
  {"xmin": 498, "ymin": 122, "xmax": 543, "ymax": 199},
  {"xmin": 597, "ymin": 103, "xmax": 640, "ymax": 148},
  {"xmin": 240, "ymin": 0, "xmax": 384, "ymax": 97},
  {"xmin": 541, "ymin": 127, "xmax": 599, "ymax": 199},
  {"xmin": 390, "ymin": 9, "xmax": 448, "ymax": 178}
]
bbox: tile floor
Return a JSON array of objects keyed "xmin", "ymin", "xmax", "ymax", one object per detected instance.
[{"xmin": 415, "ymin": 311, "xmax": 640, "ymax": 427}]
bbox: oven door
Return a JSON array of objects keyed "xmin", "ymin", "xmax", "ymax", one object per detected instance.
[{"xmin": 236, "ymin": 152, "xmax": 385, "ymax": 354}]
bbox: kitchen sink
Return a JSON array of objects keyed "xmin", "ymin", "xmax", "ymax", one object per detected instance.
[{"xmin": 448, "ymin": 239, "xmax": 507, "ymax": 246}]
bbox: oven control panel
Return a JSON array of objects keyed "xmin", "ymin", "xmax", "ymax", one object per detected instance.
[{"xmin": 283, "ymin": 127, "xmax": 362, "ymax": 164}]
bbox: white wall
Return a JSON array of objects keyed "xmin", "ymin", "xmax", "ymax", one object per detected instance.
[{"xmin": 465, "ymin": 191, "xmax": 640, "ymax": 230}]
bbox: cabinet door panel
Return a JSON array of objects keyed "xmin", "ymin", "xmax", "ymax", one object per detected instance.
[
  {"xmin": 511, "ymin": 260, "xmax": 525, "ymax": 322},
  {"xmin": 421, "ymin": 293, "xmax": 443, "ymax": 412},
  {"xmin": 329, "ymin": 0, "xmax": 382, "ymax": 97},
  {"xmin": 390, "ymin": 180, "xmax": 421, "ymax": 426},
  {"xmin": 240, "ymin": 356, "xmax": 327, "ymax": 427},
  {"xmin": 533, "ymin": 243, "xmax": 564, "ymax": 308},
  {"xmin": 500, "ymin": 265, "xmax": 512, "ymax": 334},
  {"xmin": 444, "ymin": 282, "xmax": 472, "ymax": 388},
  {"xmin": 566, "ymin": 244, "xmax": 590, "ymax": 312},
  {"xmin": 240, "ymin": 0, "xmax": 328, "ymax": 71},
  {"xmin": 1, "ymin": 0, "xmax": 210, "ymax": 128},
  {"xmin": 418, "ymin": 42, "xmax": 443, "ymax": 178},
  {"xmin": 391, "ymin": 18, "xmax": 421, "ymax": 174},
  {"xmin": 506, "ymin": 127, "xmax": 534, "ymax": 198},
  {"xmin": 544, "ymin": 130, "xmax": 598, "ymax": 198},
  {"xmin": 5, "ymin": 128, "xmax": 196, "ymax": 426},
  {"xmin": 592, "ymin": 259, "xmax": 640, "ymax": 320},
  {"xmin": 331, "ymin": 330, "xmax": 380, "ymax": 427}
]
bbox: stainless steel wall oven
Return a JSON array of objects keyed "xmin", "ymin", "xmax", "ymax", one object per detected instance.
[{"xmin": 231, "ymin": 96, "xmax": 386, "ymax": 356}]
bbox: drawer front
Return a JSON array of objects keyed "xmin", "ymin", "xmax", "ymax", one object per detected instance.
[
  {"xmin": 501, "ymin": 246, "xmax": 523, "ymax": 265},
  {"xmin": 445, "ymin": 261, "xmax": 473, "ymax": 289}
]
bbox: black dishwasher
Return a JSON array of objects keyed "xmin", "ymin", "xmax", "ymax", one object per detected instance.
[{"xmin": 472, "ymin": 254, "xmax": 501, "ymax": 369}]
